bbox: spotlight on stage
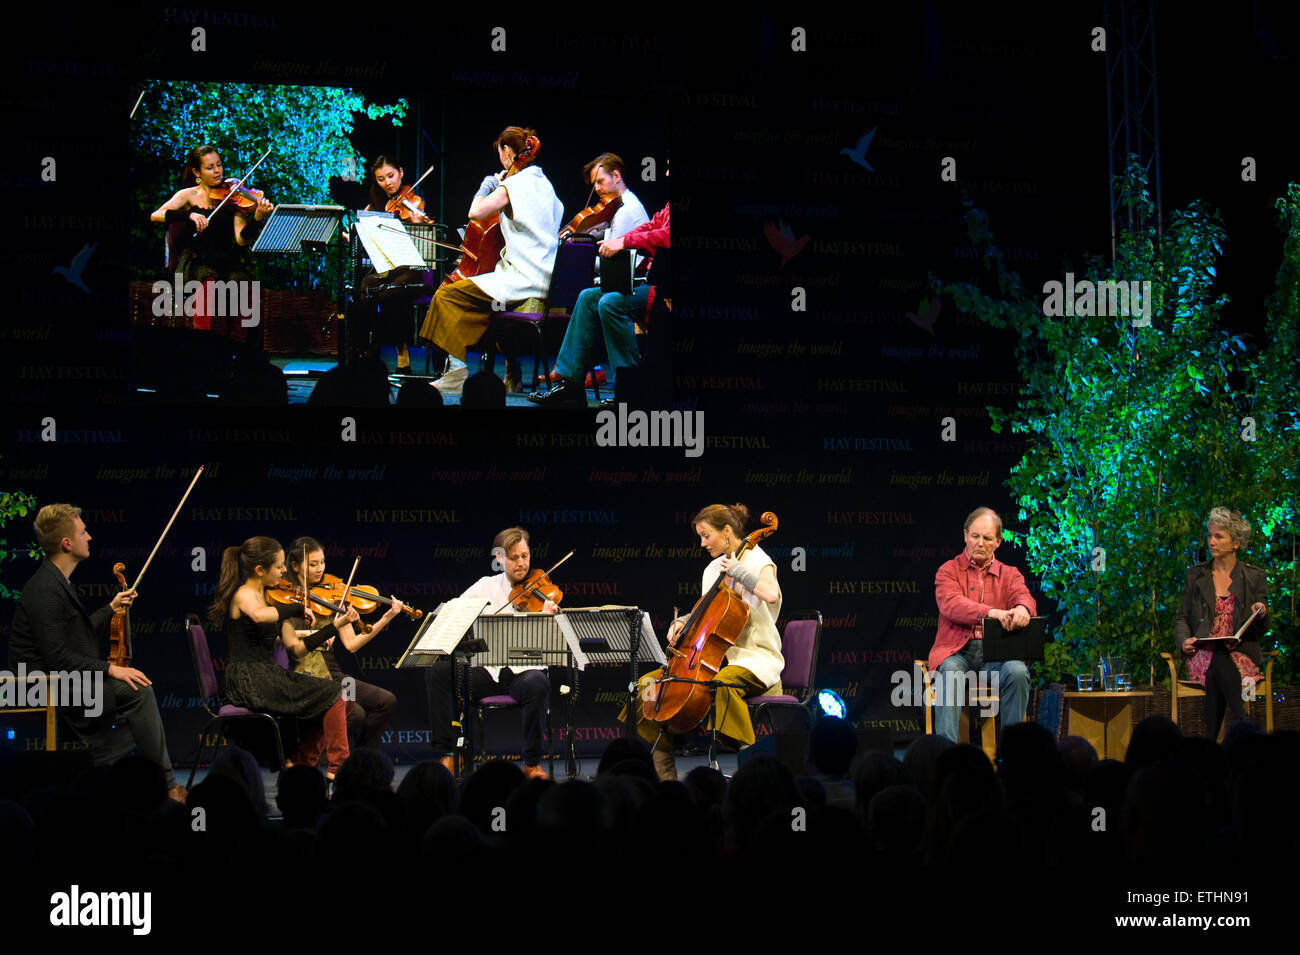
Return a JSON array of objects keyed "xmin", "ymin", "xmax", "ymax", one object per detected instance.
[{"xmin": 817, "ymin": 689, "xmax": 846, "ymax": 719}]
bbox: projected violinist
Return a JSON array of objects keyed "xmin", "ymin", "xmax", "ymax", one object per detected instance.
[
  {"xmin": 622, "ymin": 504, "xmax": 783, "ymax": 782},
  {"xmin": 150, "ymin": 145, "xmax": 274, "ymax": 284}
]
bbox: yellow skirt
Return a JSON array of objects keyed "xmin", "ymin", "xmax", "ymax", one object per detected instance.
[{"xmin": 618, "ymin": 665, "xmax": 779, "ymax": 749}]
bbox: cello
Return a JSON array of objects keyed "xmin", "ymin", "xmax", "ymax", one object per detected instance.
[
  {"xmin": 641, "ymin": 512, "xmax": 779, "ymax": 734},
  {"xmin": 441, "ymin": 134, "xmax": 541, "ymax": 287}
]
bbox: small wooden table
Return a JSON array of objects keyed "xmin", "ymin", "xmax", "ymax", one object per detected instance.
[{"xmin": 1062, "ymin": 690, "xmax": 1153, "ymax": 759}]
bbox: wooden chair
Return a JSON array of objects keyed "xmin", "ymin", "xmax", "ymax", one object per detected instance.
[
  {"xmin": 1159, "ymin": 649, "xmax": 1276, "ymax": 738},
  {"xmin": 0, "ymin": 673, "xmax": 59, "ymax": 751},
  {"xmin": 916, "ymin": 659, "xmax": 1000, "ymax": 761}
]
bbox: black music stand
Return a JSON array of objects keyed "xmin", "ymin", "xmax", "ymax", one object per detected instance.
[{"xmin": 554, "ymin": 607, "xmax": 660, "ymax": 777}]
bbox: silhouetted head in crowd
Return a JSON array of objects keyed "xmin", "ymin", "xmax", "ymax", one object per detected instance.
[
  {"xmin": 868, "ymin": 784, "xmax": 926, "ymax": 857},
  {"xmin": 461, "ymin": 369, "xmax": 506, "ymax": 408},
  {"xmin": 396, "ymin": 379, "xmax": 444, "ymax": 407},
  {"xmin": 188, "ymin": 774, "xmax": 259, "ymax": 842},
  {"xmin": 725, "ymin": 754, "xmax": 801, "ymax": 853},
  {"xmin": 1124, "ymin": 759, "xmax": 1206, "ymax": 867},
  {"xmin": 459, "ymin": 760, "xmax": 525, "ymax": 837},
  {"xmin": 0, "ymin": 800, "xmax": 35, "ymax": 855},
  {"xmin": 276, "ymin": 764, "xmax": 326, "ymax": 830},
  {"xmin": 210, "ymin": 746, "xmax": 268, "ymax": 816},
  {"xmin": 397, "ymin": 759, "xmax": 459, "ymax": 825},
  {"xmin": 422, "ymin": 814, "xmax": 486, "ymax": 865},
  {"xmin": 597, "ymin": 737, "xmax": 654, "ymax": 777},
  {"xmin": 998, "ymin": 721, "xmax": 1063, "ymax": 795},
  {"xmin": 808, "ymin": 715, "xmax": 858, "ymax": 777},
  {"xmin": 902, "ymin": 733, "xmax": 954, "ymax": 801},
  {"xmin": 925, "ymin": 744, "xmax": 1003, "ymax": 863},
  {"xmin": 853, "ymin": 750, "xmax": 909, "ymax": 825},
  {"xmin": 1125, "ymin": 715, "xmax": 1182, "ymax": 770},
  {"xmin": 683, "ymin": 765, "xmax": 727, "ymax": 810},
  {"xmin": 1058, "ymin": 735, "xmax": 1098, "ymax": 790},
  {"xmin": 105, "ymin": 753, "xmax": 169, "ymax": 814},
  {"xmin": 333, "ymin": 748, "xmax": 395, "ymax": 803}
]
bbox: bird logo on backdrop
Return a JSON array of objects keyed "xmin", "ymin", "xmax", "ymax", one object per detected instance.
[
  {"xmin": 763, "ymin": 219, "xmax": 811, "ymax": 268},
  {"xmin": 840, "ymin": 127, "xmax": 877, "ymax": 171},
  {"xmin": 53, "ymin": 242, "xmax": 97, "ymax": 293},
  {"xmin": 907, "ymin": 295, "xmax": 942, "ymax": 335}
]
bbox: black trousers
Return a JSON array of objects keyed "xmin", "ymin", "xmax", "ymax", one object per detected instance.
[
  {"xmin": 345, "ymin": 678, "xmax": 397, "ymax": 748},
  {"xmin": 76, "ymin": 680, "xmax": 177, "ymax": 788},
  {"xmin": 426, "ymin": 658, "xmax": 550, "ymax": 765},
  {"xmin": 1203, "ymin": 647, "xmax": 1248, "ymax": 739}
]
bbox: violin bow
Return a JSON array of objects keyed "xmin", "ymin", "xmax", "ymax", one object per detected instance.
[
  {"xmin": 301, "ymin": 541, "xmax": 311, "ymax": 621},
  {"xmin": 129, "ymin": 465, "xmax": 205, "ymax": 593},
  {"xmin": 207, "ymin": 147, "xmax": 272, "ymax": 219},
  {"xmin": 339, "ymin": 557, "xmax": 362, "ymax": 614},
  {"xmin": 391, "ymin": 164, "xmax": 436, "ymax": 208}
]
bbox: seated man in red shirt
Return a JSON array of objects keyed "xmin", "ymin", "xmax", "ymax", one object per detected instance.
[
  {"xmin": 530, "ymin": 176, "xmax": 669, "ymax": 407},
  {"xmin": 926, "ymin": 507, "xmax": 1036, "ymax": 743}
]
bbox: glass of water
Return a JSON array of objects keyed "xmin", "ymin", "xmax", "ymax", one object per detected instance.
[
  {"xmin": 1116, "ymin": 673, "xmax": 1131, "ymax": 692},
  {"xmin": 1076, "ymin": 673, "xmax": 1094, "ymax": 691}
]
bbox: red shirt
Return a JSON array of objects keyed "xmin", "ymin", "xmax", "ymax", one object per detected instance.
[
  {"xmin": 927, "ymin": 550, "xmax": 1037, "ymax": 671},
  {"xmin": 620, "ymin": 203, "xmax": 669, "ymax": 322}
]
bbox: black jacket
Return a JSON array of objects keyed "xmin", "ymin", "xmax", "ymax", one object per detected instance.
[
  {"xmin": 1173, "ymin": 561, "xmax": 1269, "ymax": 668},
  {"xmin": 9, "ymin": 559, "xmax": 115, "ymax": 727}
]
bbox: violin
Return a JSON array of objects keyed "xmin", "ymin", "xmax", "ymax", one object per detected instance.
[
  {"xmin": 499, "ymin": 550, "xmax": 573, "ymax": 613},
  {"xmin": 380, "ymin": 164, "xmax": 436, "ymax": 224},
  {"xmin": 282, "ymin": 573, "xmax": 425, "ymax": 621},
  {"xmin": 265, "ymin": 580, "xmax": 374, "ymax": 635},
  {"xmin": 108, "ymin": 563, "xmax": 131, "ymax": 667},
  {"xmin": 560, "ymin": 194, "xmax": 621, "ymax": 239},
  {"xmin": 208, "ymin": 177, "xmax": 270, "ymax": 213},
  {"xmin": 642, "ymin": 512, "xmax": 779, "ymax": 734},
  {"xmin": 442, "ymin": 134, "xmax": 541, "ymax": 287}
]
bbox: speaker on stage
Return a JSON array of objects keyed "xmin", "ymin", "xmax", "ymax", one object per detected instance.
[{"xmin": 738, "ymin": 727, "xmax": 892, "ymax": 776}]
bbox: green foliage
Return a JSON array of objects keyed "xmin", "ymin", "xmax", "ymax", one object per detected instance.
[
  {"xmin": 0, "ymin": 488, "xmax": 41, "ymax": 601},
  {"xmin": 130, "ymin": 80, "xmax": 407, "ymax": 285},
  {"xmin": 940, "ymin": 158, "xmax": 1300, "ymax": 685}
]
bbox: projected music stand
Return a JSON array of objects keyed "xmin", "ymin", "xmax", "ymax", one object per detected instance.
[{"xmin": 251, "ymin": 204, "xmax": 347, "ymax": 254}]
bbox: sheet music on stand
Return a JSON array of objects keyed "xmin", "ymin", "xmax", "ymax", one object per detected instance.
[
  {"xmin": 354, "ymin": 213, "xmax": 428, "ymax": 275},
  {"xmin": 252, "ymin": 204, "xmax": 346, "ymax": 254},
  {"xmin": 395, "ymin": 597, "xmax": 491, "ymax": 668},
  {"xmin": 555, "ymin": 607, "xmax": 664, "ymax": 670}
]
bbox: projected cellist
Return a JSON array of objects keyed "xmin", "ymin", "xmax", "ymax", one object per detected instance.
[
  {"xmin": 419, "ymin": 126, "xmax": 563, "ymax": 397},
  {"xmin": 622, "ymin": 504, "xmax": 784, "ymax": 781}
]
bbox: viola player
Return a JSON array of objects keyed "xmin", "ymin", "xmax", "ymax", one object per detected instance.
[
  {"xmin": 426, "ymin": 527, "xmax": 555, "ymax": 778},
  {"xmin": 8, "ymin": 504, "xmax": 186, "ymax": 802}
]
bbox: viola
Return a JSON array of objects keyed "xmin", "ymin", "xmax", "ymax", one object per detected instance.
[
  {"xmin": 508, "ymin": 570, "xmax": 564, "ymax": 612},
  {"xmin": 498, "ymin": 550, "xmax": 573, "ymax": 613},
  {"xmin": 642, "ymin": 511, "xmax": 779, "ymax": 734},
  {"xmin": 108, "ymin": 563, "xmax": 131, "ymax": 667},
  {"xmin": 442, "ymin": 134, "xmax": 540, "ymax": 287},
  {"xmin": 560, "ymin": 194, "xmax": 621, "ymax": 239}
]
